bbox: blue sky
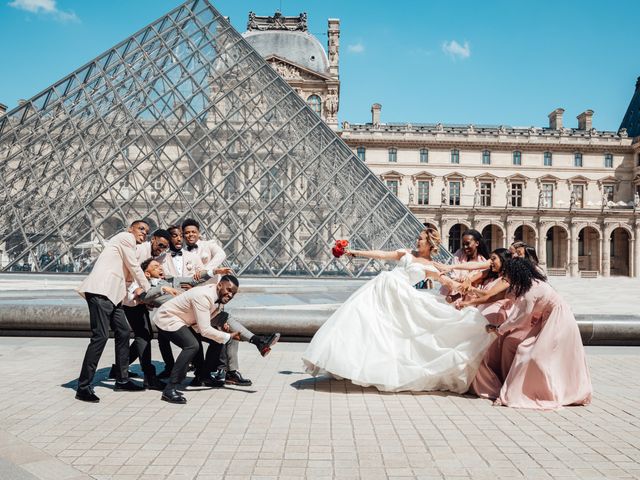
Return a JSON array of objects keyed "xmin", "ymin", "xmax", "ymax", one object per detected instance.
[{"xmin": 1, "ymin": 0, "xmax": 638, "ymax": 131}]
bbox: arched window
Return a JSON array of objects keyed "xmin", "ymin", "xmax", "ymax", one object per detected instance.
[{"xmin": 306, "ymin": 95, "xmax": 322, "ymax": 116}]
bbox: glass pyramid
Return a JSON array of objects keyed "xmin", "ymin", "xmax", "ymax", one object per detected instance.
[{"xmin": 0, "ymin": 0, "xmax": 448, "ymax": 277}]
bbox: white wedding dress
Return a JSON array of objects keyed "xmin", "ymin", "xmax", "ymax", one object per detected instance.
[{"xmin": 302, "ymin": 252, "xmax": 493, "ymax": 393}]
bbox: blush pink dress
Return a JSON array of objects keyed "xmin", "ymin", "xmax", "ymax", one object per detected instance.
[
  {"xmin": 439, "ymin": 250, "xmax": 487, "ymax": 297},
  {"xmin": 469, "ymin": 277, "xmax": 517, "ymax": 399},
  {"xmin": 495, "ymin": 280, "xmax": 592, "ymax": 409}
]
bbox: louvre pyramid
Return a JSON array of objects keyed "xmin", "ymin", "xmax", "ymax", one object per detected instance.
[{"xmin": 0, "ymin": 0, "xmax": 447, "ymax": 277}]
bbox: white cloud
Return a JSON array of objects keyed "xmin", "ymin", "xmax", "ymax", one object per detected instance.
[
  {"xmin": 347, "ymin": 42, "xmax": 365, "ymax": 54},
  {"xmin": 8, "ymin": 0, "xmax": 79, "ymax": 22},
  {"xmin": 442, "ymin": 40, "xmax": 470, "ymax": 60}
]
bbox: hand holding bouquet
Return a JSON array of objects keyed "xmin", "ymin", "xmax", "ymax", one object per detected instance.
[{"xmin": 332, "ymin": 239, "xmax": 349, "ymax": 258}]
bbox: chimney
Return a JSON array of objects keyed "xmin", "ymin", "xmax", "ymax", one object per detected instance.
[
  {"xmin": 371, "ymin": 103, "xmax": 381, "ymax": 125},
  {"xmin": 548, "ymin": 108, "xmax": 564, "ymax": 130},
  {"xmin": 577, "ymin": 110, "xmax": 594, "ymax": 130},
  {"xmin": 0, "ymin": 103, "xmax": 6, "ymax": 116},
  {"xmin": 327, "ymin": 18, "xmax": 340, "ymax": 77}
]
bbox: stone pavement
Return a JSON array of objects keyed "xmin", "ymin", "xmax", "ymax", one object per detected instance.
[{"xmin": 0, "ymin": 337, "xmax": 639, "ymax": 480}]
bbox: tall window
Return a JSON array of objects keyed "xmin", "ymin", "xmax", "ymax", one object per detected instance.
[
  {"xmin": 417, "ymin": 181, "xmax": 429, "ymax": 205},
  {"xmin": 572, "ymin": 184, "xmax": 584, "ymax": 208},
  {"xmin": 306, "ymin": 95, "xmax": 322, "ymax": 116},
  {"xmin": 574, "ymin": 152, "xmax": 583, "ymax": 167},
  {"xmin": 451, "ymin": 149, "xmax": 460, "ymax": 164},
  {"xmin": 386, "ymin": 180, "xmax": 398, "ymax": 196},
  {"xmin": 603, "ymin": 185, "xmax": 614, "ymax": 203},
  {"xmin": 544, "ymin": 151, "xmax": 553, "ymax": 166},
  {"xmin": 480, "ymin": 182, "xmax": 492, "ymax": 206},
  {"xmin": 388, "ymin": 147, "xmax": 397, "ymax": 163},
  {"xmin": 513, "ymin": 151, "xmax": 522, "ymax": 165},
  {"xmin": 482, "ymin": 150, "xmax": 491, "ymax": 165},
  {"xmin": 510, "ymin": 183, "xmax": 523, "ymax": 207},
  {"xmin": 449, "ymin": 181, "xmax": 461, "ymax": 206},
  {"xmin": 541, "ymin": 183, "xmax": 553, "ymax": 208},
  {"xmin": 604, "ymin": 153, "xmax": 613, "ymax": 168},
  {"xmin": 419, "ymin": 148, "xmax": 429, "ymax": 163},
  {"xmin": 357, "ymin": 146, "xmax": 366, "ymax": 161}
]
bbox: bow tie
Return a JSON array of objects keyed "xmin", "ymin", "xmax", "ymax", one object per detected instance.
[
  {"xmin": 171, "ymin": 250, "xmax": 183, "ymax": 257},
  {"xmin": 186, "ymin": 244, "xmax": 199, "ymax": 252}
]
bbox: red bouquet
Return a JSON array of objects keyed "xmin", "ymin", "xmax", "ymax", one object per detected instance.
[{"xmin": 332, "ymin": 239, "xmax": 349, "ymax": 258}]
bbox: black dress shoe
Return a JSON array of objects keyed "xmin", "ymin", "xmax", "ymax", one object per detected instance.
[
  {"xmin": 144, "ymin": 376, "xmax": 167, "ymax": 391},
  {"xmin": 225, "ymin": 370, "xmax": 252, "ymax": 387},
  {"xmin": 161, "ymin": 388, "xmax": 186, "ymax": 404},
  {"xmin": 250, "ymin": 333, "xmax": 281, "ymax": 357},
  {"xmin": 108, "ymin": 364, "xmax": 140, "ymax": 379},
  {"xmin": 212, "ymin": 368, "xmax": 226, "ymax": 382},
  {"xmin": 75, "ymin": 388, "xmax": 100, "ymax": 403},
  {"xmin": 190, "ymin": 375, "xmax": 224, "ymax": 388},
  {"xmin": 157, "ymin": 368, "xmax": 172, "ymax": 379},
  {"xmin": 114, "ymin": 380, "xmax": 145, "ymax": 392}
]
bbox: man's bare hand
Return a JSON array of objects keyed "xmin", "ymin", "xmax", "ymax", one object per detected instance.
[
  {"xmin": 133, "ymin": 287, "xmax": 144, "ymax": 297},
  {"xmin": 222, "ymin": 322, "xmax": 230, "ymax": 332},
  {"xmin": 161, "ymin": 286, "xmax": 180, "ymax": 296},
  {"xmin": 230, "ymin": 331, "xmax": 241, "ymax": 341},
  {"xmin": 193, "ymin": 270, "xmax": 206, "ymax": 281},
  {"xmin": 214, "ymin": 267, "xmax": 233, "ymax": 276}
]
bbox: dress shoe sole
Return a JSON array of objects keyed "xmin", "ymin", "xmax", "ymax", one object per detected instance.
[
  {"xmin": 161, "ymin": 395, "xmax": 187, "ymax": 404},
  {"xmin": 225, "ymin": 380, "xmax": 252, "ymax": 387},
  {"xmin": 259, "ymin": 333, "xmax": 280, "ymax": 357},
  {"xmin": 75, "ymin": 394, "xmax": 100, "ymax": 403}
]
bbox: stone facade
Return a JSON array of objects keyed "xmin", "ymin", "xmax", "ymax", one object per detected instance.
[
  {"xmin": 242, "ymin": 12, "xmax": 340, "ymax": 130},
  {"xmin": 340, "ymin": 105, "xmax": 640, "ymax": 277}
]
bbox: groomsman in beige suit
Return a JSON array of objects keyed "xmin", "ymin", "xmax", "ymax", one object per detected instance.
[
  {"xmin": 117, "ymin": 228, "xmax": 173, "ymax": 390},
  {"xmin": 75, "ymin": 220, "xmax": 152, "ymax": 403},
  {"xmin": 181, "ymin": 218, "xmax": 227, "ymax": 280},
  {"xmin": 152, "ymin": 275, "xmax": 241, "ymax": 404}
]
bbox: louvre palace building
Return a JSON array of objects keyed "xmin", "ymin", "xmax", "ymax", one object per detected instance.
[
  {"xmin": 0, "ymin": 5, "xmax": 639, "ymax": 278},
  {"xmin": 242, "ymin": 12, "xmax": 640, "ymax": 278}
]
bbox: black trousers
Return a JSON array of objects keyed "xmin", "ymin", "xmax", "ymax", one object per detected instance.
[
  {"xmin": 78, "ymin": 294, "xmax": 130, "ymax": 390},
  {"xmin": 192, "ymin": 333, "xmax": 226, "ymax": 379},
  {"xmin": 123, "ymin": 305, "xmax": 156, "ymax": 378},
  {"xmin": 159, "ymin": 326, "xmax": 200, "ymax": 388},
  {"xmin": 126, "ymin": 309, "xmax": 175, "ymax": 373}
]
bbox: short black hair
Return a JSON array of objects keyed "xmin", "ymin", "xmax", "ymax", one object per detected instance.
[
  {"xmin": 167, "ymin": 225, "xmax": 181, "ymax": 234},
  {"xmin": 181, "ymin": 218, "xmax": 200, "ymax": 231},
  {"xmin": 130, "ymin": 219, "xmax": 149, "ymax": 228},
  {"xmin": 152, "ymin": 228, "xmax": 171, "ymax": 243},
  {"xmin": 220, "ymin": 274, "xmax": 239, "ymax": 287},
  {"xmin": 140, "ymin": 257, "xmax": 155, "ymax": 271}
]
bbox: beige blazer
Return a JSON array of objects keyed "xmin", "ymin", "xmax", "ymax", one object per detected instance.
[
  {"xmin": 135, "ymin": 241, "xmax": 170, "ymax": 274},
  {"xmin": 182, "ymin": 240, "xmax": 226, "ymax": 277},
  {"xmin": 77, "ymin": 232, "xmax": 151, "ymax": 305},
  {"xmin": 152, "ymin": 283, "xmax": 231, "ymax": 344}
]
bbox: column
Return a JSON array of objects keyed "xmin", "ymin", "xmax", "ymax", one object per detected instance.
[
  {"xmin": 569, "ymin": 223, "xmax": 579, "ymax": 277},
  {"xmin": 634, "ymin": 223, "xmax": 640, "ymax": 278},
  {"xmin": 505, "ymin": 220, "xmax": 515, "ymax": 248},
  {"xmin": 537, "ymin": 224, "xmax": 547, "ymax": 270},
  {"xmin": 602, "ymin": 228, "xmax": 611, "ymax": 277}
]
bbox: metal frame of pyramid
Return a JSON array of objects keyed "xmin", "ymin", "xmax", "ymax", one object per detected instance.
[{"xmin": 0, "ymin": 0, "xmax": 449, "ymax": 277}]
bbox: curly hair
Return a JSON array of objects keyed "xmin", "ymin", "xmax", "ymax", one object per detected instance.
[
  {"xmin": 511, "ymin": 241, "xmax": 540, "ymax": 265},
  {"xmin": 503, "ymin": 257, "xmax": 547, "ymax": 298},
  {"xmin": 422, "ymin": 227, "xmax": 441, "ymax": 255}
]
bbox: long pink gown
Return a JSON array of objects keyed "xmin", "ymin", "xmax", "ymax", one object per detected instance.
[
  {"xmin": 495, "ymin": 280, "xmax": 592, "ymax": 409},
  {"xmin": 469, "ymin": 277, "xmax": 518, "ymax": 399}
]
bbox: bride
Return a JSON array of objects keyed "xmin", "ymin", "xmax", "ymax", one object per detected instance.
[{"xmin": 302, "ymin": 228, "xmax": 493, "ymax": 393}]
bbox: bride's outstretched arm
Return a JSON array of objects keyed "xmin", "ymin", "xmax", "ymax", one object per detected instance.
[
  {"xmin": 434, "ymin": 260, "xmax": 491, "ymax": 273},
  {"xmin": 456, "ymin": 279, "xmax": 510, "ymax": 308},
  {"xmin": 346, "ymin": 249, "xmax": 405, "ymax": 261}
]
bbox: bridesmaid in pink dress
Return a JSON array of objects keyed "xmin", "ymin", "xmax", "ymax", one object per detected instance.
[
  {"xmin": 473, "ymin": 258, "xmax": 592, "ymax": 409},
  {"xmin": 449, "ymin": 249, "xmax": 516, "ymax": 399},
  {"xmin": 439, "ymin": 229, "xmax": 490, "ymax": 299}
]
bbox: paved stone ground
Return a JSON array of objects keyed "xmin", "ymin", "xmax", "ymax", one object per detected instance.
[{"xmin": 0, "ymin": 338, "xmax": 639, "ymax": 480}]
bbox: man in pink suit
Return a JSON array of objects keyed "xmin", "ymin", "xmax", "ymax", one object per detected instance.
[
  {"xmin": 75, "ymin": 220, "xmax": 152, "ymax": 403},
  {"xmin": 152, "ymin": 275, "xmax": 241, "ymax": 404},
  {"xmin": 181, "ymin": 218, "xmax": 227, "ymax": 281}
]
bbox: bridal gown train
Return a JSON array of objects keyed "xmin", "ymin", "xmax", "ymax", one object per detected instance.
[{"xmin": 302, "ymin": 252, "xmax": 493, "ymax": 393}]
